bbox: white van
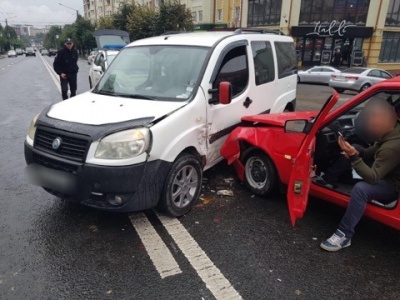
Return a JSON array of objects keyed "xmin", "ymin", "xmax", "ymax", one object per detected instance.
[{"xmin": 25, "ymin": 30, "xmax": 297, "ymax": 216}]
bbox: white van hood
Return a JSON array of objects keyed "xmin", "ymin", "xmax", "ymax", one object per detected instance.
[{"xmin": 47, "ymin": 92, "xmax": 186, "ymax": 125}]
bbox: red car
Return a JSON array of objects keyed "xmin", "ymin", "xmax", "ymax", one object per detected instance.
[{"xmin": 221, "ymin": 78, "xmax": 400, "ymax": 230}]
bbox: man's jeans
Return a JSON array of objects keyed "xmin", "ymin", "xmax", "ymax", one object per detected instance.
[
  {"xmin": 60, "ymin": 73, "xmax": 77, "ymax": 100},
  {"xmin": 339, "ymin": 180, "xmax": 398, "ymax": 238}
]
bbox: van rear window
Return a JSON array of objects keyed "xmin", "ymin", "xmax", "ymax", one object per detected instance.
[{"xmin": 274, "ymin": 42, "xmax": 297, "ymax": 79}]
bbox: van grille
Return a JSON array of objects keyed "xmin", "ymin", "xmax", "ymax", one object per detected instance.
[
  {"xmin": 34, "ymin": 127, "xmax": 90, "ymax": 162},
  {"xmin": 32, "ymin": 153, "xmax": 80, "ymax": 173}
]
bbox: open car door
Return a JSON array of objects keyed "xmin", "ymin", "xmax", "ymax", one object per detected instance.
[{"xmin": 287, "ymin": 93, "xmax": 339, "ymax": 226}]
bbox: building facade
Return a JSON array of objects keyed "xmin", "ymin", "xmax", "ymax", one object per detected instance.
[
  {"xmin": 83, "ymin": 0, "xmax": 129, "ymax": 23},
  {"xmin": 242, "ymin": 0, "xmax": 400, "ymax": 70}
]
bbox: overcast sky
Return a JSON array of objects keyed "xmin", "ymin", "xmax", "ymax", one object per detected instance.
[{"xmin": 0, "ymin": 0, "xmax": 84, "ymax": 27}]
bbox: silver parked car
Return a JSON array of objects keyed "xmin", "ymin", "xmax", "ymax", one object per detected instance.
[
  {"xmin": 298, "ymin": 66, "xmax": 340, "ymax": 84},
  {"xmin": 329, "ymin": 67, "xmax": 393, "ymax": 93}
]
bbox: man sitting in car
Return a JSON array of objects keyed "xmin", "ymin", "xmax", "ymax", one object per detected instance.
[{"xmin": 321, "ymin": 99, "xmax": 400, "ymax": 251}]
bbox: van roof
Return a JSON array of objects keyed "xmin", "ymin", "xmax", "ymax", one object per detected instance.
[{"xmin": 126, "ymin": 31, "xmax": 292, "ymax": 48}]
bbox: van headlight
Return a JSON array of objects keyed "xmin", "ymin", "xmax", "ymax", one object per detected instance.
[
  {"xmin": 95, "ymin": 128, "xmax": 150, "ymax": 159},
  {"xmin": 28, "ymin": 114, "xmax": 39, "ymax": 140}
]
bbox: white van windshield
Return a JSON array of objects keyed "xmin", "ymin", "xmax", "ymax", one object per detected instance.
[{"xmin": 94, "ymin": 45, "xmax": 209, "ymax": 101}]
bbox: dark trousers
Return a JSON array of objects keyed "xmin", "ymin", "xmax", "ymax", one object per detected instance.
[
  {"xmin": 339, "ymin": 180, "xmax": 398, "ymax": 238},
  {"xmin": 60, "ymin": 73, "xmax": 77, "ymax": 100}
]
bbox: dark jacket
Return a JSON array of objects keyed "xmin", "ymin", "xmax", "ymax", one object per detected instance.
[
  {"xmin": 53, "ymin": 46, "xmax": 79, "ymax": 75},
  {"xmin": 351, "ymin": 123, "xmax": 400, "ymax": 188}
]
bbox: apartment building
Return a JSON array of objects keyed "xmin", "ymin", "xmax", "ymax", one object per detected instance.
[{"xmin": 83, "ymin": 0, "xmax": 130, "ymax": 23}]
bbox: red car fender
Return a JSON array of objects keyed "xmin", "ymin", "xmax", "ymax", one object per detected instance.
[{"xmin": 220, "ymin": 126, "xmax": 306, "ymax": 184}]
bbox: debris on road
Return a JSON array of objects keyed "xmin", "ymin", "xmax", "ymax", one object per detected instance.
[{"xmin": 217, "ymin": 189, "xmax": 234, "ymax": 197}]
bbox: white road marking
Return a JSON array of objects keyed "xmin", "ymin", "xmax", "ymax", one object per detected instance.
[
  {"xmin": 129, "ymin": 213, "xmax": 182, "ymax": 279},
  {"xmin": 156, "ymin": 214, "xmax": 243, "ymax": 300},
  {"xmin": 39, "ymin": 54, "xmax": 61, "ymax": 92}
]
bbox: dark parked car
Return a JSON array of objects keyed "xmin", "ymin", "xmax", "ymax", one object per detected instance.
[{"xmin": 25, "ymin": 47, "xmax": 36, "ymax": 57}]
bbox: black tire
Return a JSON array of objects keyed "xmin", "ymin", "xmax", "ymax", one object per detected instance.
[
  {"xmin": 242, "ymin": 150, "xmax": 277, "ymax": 196},
  {"xmin": 158, "ymin": 154, "xmax": 203, "ymax": 217},
  {"xmin": 334, "ymin": 88, "xmax": 345, "ymax": 93},
  {"xmin": 360, "ymin": 83, "xmax": 371, "ymax": 92},
  {"xmin": 297, "ymin": 76, "xmax": 301, "ymax": 83}
]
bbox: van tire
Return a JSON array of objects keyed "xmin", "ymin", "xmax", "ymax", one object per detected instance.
[
  {"xmin": 334, "ymin": 88, "xmax": 345, "ymax": 93},
  {"xmin": 158, "ymin": 154, "xmax": 203, "ymax": 217},
  {"xmin": 242, "ymin": 151, "xmax": 277, "ymax": 196}
]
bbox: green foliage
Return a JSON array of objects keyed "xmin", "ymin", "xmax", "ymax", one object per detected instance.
[
  {"xmin": 44, "ymin": 15, "xmax": 96, "ymax": 54},
  {"xmin": 112, "ymin": 3, "xmax": 135, "ymax": 32},
  {"xmin": 126, "ymin": 1, "xmax": 194, "ymax": 41},
  {"xmin": 127, "ymin": 5, "xmax": 156, "ymax": 41},
  {"xmin": 97, "ymin": 16, "xmax": 114, "ymax": 29},
  {"xmin": 44, "ymin": 25, "xmax": 63, "ymax": 49}
]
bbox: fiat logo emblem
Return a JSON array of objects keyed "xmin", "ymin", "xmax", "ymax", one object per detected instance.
[{"xmin": 52, "ymin": 137, "xmax": 62, "ymax": 150}]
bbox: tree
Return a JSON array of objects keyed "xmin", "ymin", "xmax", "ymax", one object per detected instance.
[
  {"xmin": 73, "ymin": 15, "xmax": 97, "ymax": 54},
  {"xmin": 155, "ymin": 1, "xmax": 194, "ymax": 34},
  {"xmin": 44, "ymin": 25, "xmax": 63, "ymax": 49},
  {"xmin": 113, "ymin": 3, "xmax": 136, "ymax": 32},
  {"xmin": 127, "ymin": 5, "xmax": 156, "ymax": 41},
  {"xmin": 126, "ymin": 1, "xmax": 194, "ymax": 41},
  {"xmin": 97, "ymin": 16, "xmax": 114, "ymax": 29}
]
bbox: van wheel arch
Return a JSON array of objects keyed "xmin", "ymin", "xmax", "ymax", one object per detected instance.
[{"xmin": 284, "ymin": 103, "xmax": 294, "ymax": 112}]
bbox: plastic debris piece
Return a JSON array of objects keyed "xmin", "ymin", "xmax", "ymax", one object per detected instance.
[
  {"xmin": 217, "ymin": 189, "xmax": 234, "ymax": 197},
  {"xmin": 200, "ymin": 196, "xmax": 214, "ymax": 205}
]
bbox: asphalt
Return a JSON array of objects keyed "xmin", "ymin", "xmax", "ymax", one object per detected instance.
[{"xmin": 0, "ymin": 54, "xmax": 399, "ymax": 300}]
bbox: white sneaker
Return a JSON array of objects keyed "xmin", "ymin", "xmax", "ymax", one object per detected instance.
[{"xmin": 320, "ymin": 229, "xmax": 351, "ymax": 252}]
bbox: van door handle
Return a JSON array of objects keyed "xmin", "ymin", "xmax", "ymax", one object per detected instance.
[{"xmin": 243, "ymin": 97, "xmax": 253, "ymax": 108}]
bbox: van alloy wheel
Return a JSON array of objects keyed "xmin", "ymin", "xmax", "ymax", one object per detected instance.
[
  {"xmin": 158, "ymin": 154, "xmax": 202, "ymax": 217},
  {"xmin": 243, "ymin": 151, "xmax": 277, "ymax": 196},
  {"xmin": 171, "ymin": 165, "xmax": 198, "ymax": 208}
]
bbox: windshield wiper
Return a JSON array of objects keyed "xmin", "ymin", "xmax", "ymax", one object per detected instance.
[
  {"xmin": 94, "ymin": 90, "xmax": 117, "ymax": 96},
  {"xmin": 118, "ymin": 94, "xmax": 156, "ymax": 100}
]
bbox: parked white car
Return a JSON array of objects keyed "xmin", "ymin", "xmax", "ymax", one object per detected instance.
[
  {"xmin": 89, "ymin": 50, "xmax": 118, "ymax": 88},
  {"xmin": 7, "ymin": 50, "xmax": 17, "ymax": 58},
  {"xmin": 25, "ymin": 30, "xmax": 298, "ymax": 216},
  {"xmin": 298, "ymin": 66, "xmax": 340, "ymax": 84}
]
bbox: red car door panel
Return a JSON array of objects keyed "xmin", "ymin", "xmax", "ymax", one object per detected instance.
[{"xmin": 287, "ymin": 93, "xmax": 339, "ymax": 226}]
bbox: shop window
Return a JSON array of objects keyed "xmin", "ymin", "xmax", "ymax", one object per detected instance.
[
  {"xmin": 274, "ymin": 42, "xmax": 297, "ymax": 79},
  {"xmin": 247, "ymin": 0, "xmax": 282, "ymax": 27},
  {"xmin": 213, "ymin": 46, "xmax": 249, "ymax": 100},
  {"xmin": 379, "ymin": 32, "xmax": 400, "ymax": 63},
  {"xmin": 299, "ymin": 0, "xmax": 370, "ymax": 25},
  {"xmin": 386, "ymin": 0, "xmax": 400, "ymax": 27},
  {"xmin": 251, "ymin": 41, "xmax": 275, "ymax": 85}
]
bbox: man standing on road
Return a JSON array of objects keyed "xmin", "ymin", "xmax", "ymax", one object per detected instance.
[
  {"xmin": 53, "ymin": 38, "xmax": 79, "ymax": 100},
  {"xmin": 320, "ymin": 100, "xmax": 400, "ymax": 251}
]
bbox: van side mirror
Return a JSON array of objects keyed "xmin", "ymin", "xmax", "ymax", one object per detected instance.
[
  {"xmin": 218, "ymin": 81, "xmax": 232, "ymax": 105},
  {"xmin": 284, "ymin": 119, "xmax": 308, "ymax": 133}
]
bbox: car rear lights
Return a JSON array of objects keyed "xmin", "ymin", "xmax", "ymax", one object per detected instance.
[{"xmin": 345, "ymin": 76, "xmax": 358, "ymax": 80}]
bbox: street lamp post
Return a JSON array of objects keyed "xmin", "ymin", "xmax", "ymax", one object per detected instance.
[{"xmin": 59, "ymin": 3, "xmax": 79, "ymax": 18}]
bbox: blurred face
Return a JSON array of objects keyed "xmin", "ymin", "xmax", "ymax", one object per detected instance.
[
  {"xmin": 366, "ymin": 107, "xmax": 395, "ymax": 140},
  {"xmin": 65, "ymin": 42, "xmax": 73, "ymax": 50}
]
